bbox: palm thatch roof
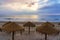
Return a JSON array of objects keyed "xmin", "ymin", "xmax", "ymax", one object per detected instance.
[
  {"xmin": 2, "ymin": 21, "xmax": 11, "ymax": 26},
  {"xmin": 0, "ymin": 28, "xmax": 2, "ymax": 31},
  {"xmin": 41, "ymin": 22, "xmax": 55, "ymax": 27},
  {"xmin": 36, "ymin": 22, "xmax": 59, "ymax": 35},
  {"xmin": 2, "ymin": 22, "xmax": 24, "ymax": 32},
  {"xmin": 23, "ymin": 21, "xmax": 36, "ymax": 27}
]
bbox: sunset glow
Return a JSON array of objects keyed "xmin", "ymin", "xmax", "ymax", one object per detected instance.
[
  {"xmin": 2, "ymin": 0, "xmax": 38, "ymax": 11},
  {"xmin": 11, "ymin": 15, "xmax": 38, "ymax": 19},
  {"xmin": 0, "ymin": 0, "xmax": 60, "ymax": 22}
]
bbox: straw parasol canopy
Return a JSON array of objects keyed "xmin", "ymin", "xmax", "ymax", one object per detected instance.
[
  {"xmin": 2, "ymin": 21, "xmax": 11, "ymax": 27},
  {"xmin": 0, "ymin": 28, "xmax": 2, "ymax": 32},
  {"xmin": 41, "ymin": 22, "xmax": 55, "ymax": 27},
  {"xmin": 36, "ymin": 26, "xmax": 59, "ymax": 35},
  {"xmin": 23, "ymin": 21, "xmax": 35, "ymax": 27},
  {"xmin": 2, "ymin": 22, "xmax": 24, "ymax": 32},
  {"xmin": 36, "ymin": 22, "xmax": 59, "ymax": 40},
  {"xmin": 2, "ymin": 22, "xmax": 24, "ymax": 40},
  {"xmin": 23, "ymin": 21, "xmax": 36, "ymax": 34}
]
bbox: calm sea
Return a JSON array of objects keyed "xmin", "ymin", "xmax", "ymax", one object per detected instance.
[{"xmin": 0, "ymin": 15, "xmax": 60, "ymax": 22}]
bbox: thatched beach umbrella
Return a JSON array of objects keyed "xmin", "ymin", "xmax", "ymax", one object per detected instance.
[
  {"xmin": 36, "ymin": 22, "xmax": 59, "ymax": 40},
  {"xmin": 42, "ymin": 22, "xmax": 55, "ymax": 27},
  {"xmin": 0, "ymin": 28, "xmax": 2, "ymax": 32},
  {"xmin": 2, "ymin": 22, "xmax": 24, "ymax": 40},
  {"xmin": 0, "ymin": 21, "xmax": 10, "ymax": 32},
  {"xmin": 2, "ymin": 21, "xmax": 11, "ymax": 27},
  {"xmin": 23, "ymin": 21, "xmax": 36, "ymax": 34}
]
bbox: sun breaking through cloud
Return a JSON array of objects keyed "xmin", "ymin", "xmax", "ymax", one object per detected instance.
[{"xmin": 0, "ymin": 0, "xmax": 39, "ymax": 11}]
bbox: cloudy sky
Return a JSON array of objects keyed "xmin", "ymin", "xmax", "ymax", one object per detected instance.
[
  {"xmin": 0, "ymin": 0, "xmax": 38, "ymax": 16},
  {"xmin": 0, "ymin": 0, "xmax": 60, "ymax": 15},
  {"xmin": 0, "ymin": 0, "xmax": 60, "ymax": 22}
]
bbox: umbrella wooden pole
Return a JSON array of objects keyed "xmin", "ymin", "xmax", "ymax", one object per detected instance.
[
  {"xmin": 28, "ymin": 26, "xmax": 30, "ymax": 34},
  {"xmin": 12, "ymin": 32, "xmax": 14, "ymax": 40},
  {"xmin": 20, "ymin": 31, "xmax": 22, "ymax": 35},
  {"xmin": 45, "ymin": 33, "xmax": 47, "ymax": 40}
]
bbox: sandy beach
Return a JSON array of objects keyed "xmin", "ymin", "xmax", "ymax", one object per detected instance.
[{"xmin": 0, "ymin": 22, "xmax": 60, "ymax": 40}]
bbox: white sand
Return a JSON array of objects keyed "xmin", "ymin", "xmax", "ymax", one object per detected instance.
[
  {"xmin": 0, "ymin": 31, "xmax": 60, "ymax": 40},
  {"xmin": 0, "ymin": 22, "xmax": 60, "ymax": 40}
]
